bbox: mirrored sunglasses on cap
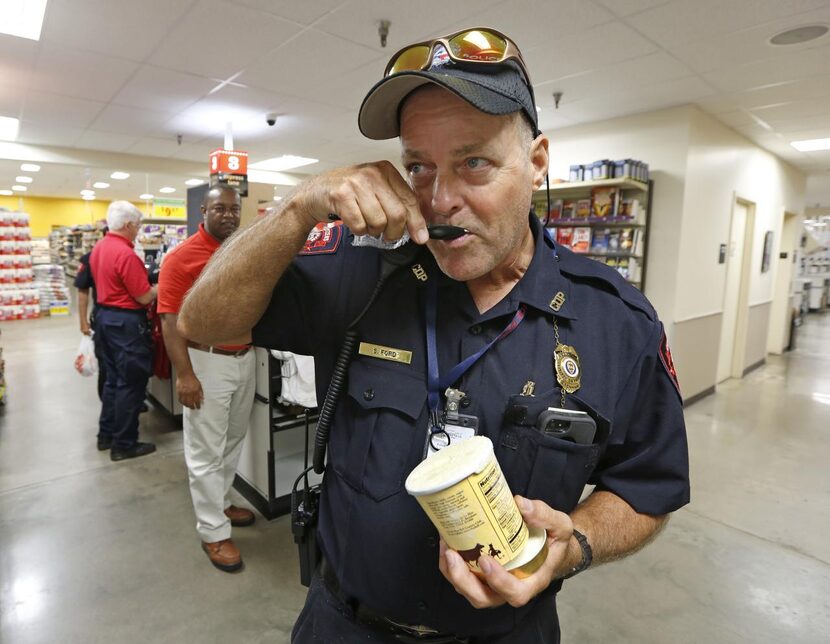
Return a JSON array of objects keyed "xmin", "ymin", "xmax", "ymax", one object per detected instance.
[{"xmin": 384, "ymin": 27, "xmax": 533, "ymax": 85}]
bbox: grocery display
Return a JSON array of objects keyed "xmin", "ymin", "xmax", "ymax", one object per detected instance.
[{"xmin": 0, "ymin": 210, "xmax": 39, "ymax": 321}]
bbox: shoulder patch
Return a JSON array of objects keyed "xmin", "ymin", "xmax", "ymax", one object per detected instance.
[
  {"xmin": 300, "ymin": 222, "xmax": 343, "ymax": 256},
  {"xmin": 659, "ymin": 331, "xmax": 681, "ymax": 397}
]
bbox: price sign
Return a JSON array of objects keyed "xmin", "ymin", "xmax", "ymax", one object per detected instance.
[{"xmin": 153, "ymin": 198, "xmax": 186, "ymax": 219}]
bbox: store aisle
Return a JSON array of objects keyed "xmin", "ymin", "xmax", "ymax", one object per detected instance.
[{"xmin": 1, "ymin": 312, "xmax": 829, "ymax": 643}]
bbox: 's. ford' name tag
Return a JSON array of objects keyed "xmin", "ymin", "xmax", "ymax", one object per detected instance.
[{"xmin": 358, "ymin": 342, "xmax": 412, "ymax": 365}]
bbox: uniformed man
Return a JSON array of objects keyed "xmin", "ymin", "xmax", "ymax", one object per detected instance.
[
  {"xmin": 179, "ymin": 27, "xmax": 690, "ymax": 643},
  {"xmin": 90, "ymin": 201, "xmax": 156, "ymax": 461}
]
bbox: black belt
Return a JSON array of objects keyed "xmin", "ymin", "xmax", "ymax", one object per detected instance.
[{"xmin": 320, "ymin": 559, "xmax": 468, "ymax": 643}]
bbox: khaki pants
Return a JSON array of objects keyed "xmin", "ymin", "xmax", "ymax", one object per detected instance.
[{"xmin": 183, "ymin": 348, "xmax": 256, "ymax": 542}]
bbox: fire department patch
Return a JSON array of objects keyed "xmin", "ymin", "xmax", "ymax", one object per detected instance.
[
  {"xmin": 659, "ymin": 331, "xmax": 681, "ymax": 397},
  {"xmin": 300, "ymin": 222, "xmax": 342, "ymax": 256}
]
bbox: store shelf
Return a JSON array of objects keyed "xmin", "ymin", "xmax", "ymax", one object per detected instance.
[
  {"xmin": 578, "ymin": 252, "xmax": 644, "ymax": 259},
  {"xmin": 547, "ymin": 177, "xmax": 649, "ymax": 198},
  {"xmin": 546, "ymin": 219, "xmax": 646, "ymax": 227}
]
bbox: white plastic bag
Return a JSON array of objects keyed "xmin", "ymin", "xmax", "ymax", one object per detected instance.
[{"xmin": 74, "ymin": 335, "xmax": 98, "ymax": 377}]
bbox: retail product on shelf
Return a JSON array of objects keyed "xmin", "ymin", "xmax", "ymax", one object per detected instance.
[
  {"xmin": 0, "ymin": 342, "xmax": 5, "ymax": 406},
  {"xmin": 535, "ymin": 173, "xmax": 652, "ymax": 288},
  {"xmin": 0, "ymin": 210, "xmax": 39, "ymax": 320},
  {"xmin": 33, "ymin": 264, "xmax": 70, "ymax": 316},
  {"xmin": 568, "ymin": 158, "xmax": 649, "ymax": 183},
  {"xmin": 31, "ymin": 239, "xmax": 50, "ymax": 265}
]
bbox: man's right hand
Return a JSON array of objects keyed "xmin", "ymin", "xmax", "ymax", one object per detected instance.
[
  {"xmin": 80, "ymin": 321, "xmax": 92, "ymax": 336},
  {"xmin": 292, "ymin": 161, "xmax": 429, "ymax": 245},
  {"xmin": 176, "ymin": 372, "xmax": 204, "ymax": 409}
]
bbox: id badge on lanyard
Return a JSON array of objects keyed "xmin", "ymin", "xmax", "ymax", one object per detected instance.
[
  {"xmin": 424, "ymin": 388, "xmax": 478, "ymax": 458},
  {"xmin": 422, "ymin": 278, "xmax": 526, "ymax": 459}
]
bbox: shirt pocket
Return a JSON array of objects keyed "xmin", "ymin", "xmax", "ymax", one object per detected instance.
[
  {"xmin": 334, "ymin": 359, "xmax": 427, "ymax": 501},
  {"xmin": 496, "ymin": 390, "xmax": 610, "ymax": 514}
]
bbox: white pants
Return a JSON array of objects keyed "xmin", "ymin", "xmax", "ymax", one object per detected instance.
[{"xmin": 183, "ymin": 348, "xmax": 256, "ymax": 542}]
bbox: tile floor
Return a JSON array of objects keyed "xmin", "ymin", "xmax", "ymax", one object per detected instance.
[{"xmin": 1, "ymin": 310, "xmax": 828, "ymax": 643}]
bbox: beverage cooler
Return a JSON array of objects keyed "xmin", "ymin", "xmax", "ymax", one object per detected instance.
[{"xmin": 234, "ymin": 347, "xmax": 322, "ymax": 519}]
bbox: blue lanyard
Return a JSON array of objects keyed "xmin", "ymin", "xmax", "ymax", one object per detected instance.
[{"xmin": 425, "ymin": 277, "xmax": 526, "ymax": 417}]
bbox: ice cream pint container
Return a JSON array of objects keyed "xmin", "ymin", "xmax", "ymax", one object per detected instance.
[{"xmin": 405, "ymin": 436, "xmax": 547, "ymax": 577}]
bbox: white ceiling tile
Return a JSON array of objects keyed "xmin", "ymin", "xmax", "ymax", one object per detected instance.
[
  {"xmin": 525, "ymin": 21, "xmax": 659, "ymax": 82},
  {"xmin": 628, "ymin": 0, "xmax": 829, "ymax": 47},
  {"xmin": 29, "ymin": 45, "xmax": 139, "ymax": 102},
  {"xmin": 593, "ymin": 0, "xmax": 673, "ymax": 17},
  {"xmin": 535, "ymin": 51, "xmax": 695, "ymax": 106},
  {"xmin": 753, "ymin": 96, "xmax": 830, "ymax": 121},
  {"xmin": 806, "ymin": 174, "xmax": 830, "ymax": 206},
  {"xmin": 40, "ymin": 0, "xmax": 193, "ymax": 62},
  {"xmin": 702, "ymin": 45, "xmax": 830, "ymax": 93},
  {"xmin": 225, "ymin": 0, "xmax": 345, "ymax": 25},
  {"xmin": 148, "ymin": 0, "xmax": 298, "ymax": 78},
  {"xmin": 90, "ymin": 104, "xmax": 176, "ymax": 138},
  {"xmin": 112, "ymin": 65, "xmax": 217, "ymax": 113},
  {"xmin": 126, "ymin": 137, "xmax": 205, "ymax": 158},
  {"xmin": 74, "ymin": 130, "xmax": 141, "ymax": 153},
  {"xmin": 15, "ymin": 122, "xmax": 85, "ymax": 147},
  {"xmin": 438, "ymin": 0, "xmax": 614, "ymax": 50},
  {"xmin": 0, "ymin": 82, "xmax": 25, "ymax": 119},
  {"xmin": 0, "ymin": 34, "xmax": 39, "ymax": 90},
  {"xmin": 241, "ymin": 28, "xmax": 382, "ymax": 94},
  {"xmin": 663, "ymin": 6, "xmax": 830, "ymax": 73},
  {"xmin": 759, "ymin": 112, "xmax": 830, "ymax": 133},
  {"xmin": 22, "ymin": 91, "xmax": 106, "ymax": 129}
]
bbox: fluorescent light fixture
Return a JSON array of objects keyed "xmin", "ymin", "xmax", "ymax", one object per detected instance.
[
  {"xmin": 0, "ymin": 0, "xmax": 49, "ymax": 41},
  {"xmin": 791, "ymin": 137, "xmax": 830, "ymax": 152},
  {"xmin": 247, "ymin": 169, "xmax": 300, "ymax": 186},
  {"xmin": 93, "ymin": 182, "xmax": 110, "ymax": 189},
  {"xmin": 0, "ymin": 189, "xmax": 13, "ymax": 196},
  {"xmin": 110, "ymin": 171, "xmax": 130, "ymax": 180},
  {"xmin": 12, "ymin": 185, "xmax": 27, "ymax": 192},
  {"xmin": 139, "ymin": 193, "xmax": 154, "ymax": 200},
  {"xmin": 15, "ymin": 176, "xmax": 33, "ymax": 183},
  {"xmin": 82, "ymin": 194, "xmax": 95, "ymax": 201},
  {"xmin": 20, "ymin": 163, "xmax": 40, "ymax": 172},
  {"xmin": 158, "ymin": 186, "xmax": 176, "ymax": 194},
  {"xmin": 80, "ymin": 189, "xmax": 94, "ymax": 196},
  {"xmin": 0, "ymin": 116, "xmax": 20, "ymax": 141},
  {"xmin": 185, "ymin": 178, "xmax": 204, "ymax": 186},
  {"xmin": 812, "ymin": 392, "xmax": 830, "ymax": 405},
  {"xmin": 249, "ymin": 155, "xmax": 318, "ymax": 172}
]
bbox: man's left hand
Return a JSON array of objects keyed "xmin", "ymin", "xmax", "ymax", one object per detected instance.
[{"xmin": 438, "ymin": 496, "xmax": 575, "ymax": 609}]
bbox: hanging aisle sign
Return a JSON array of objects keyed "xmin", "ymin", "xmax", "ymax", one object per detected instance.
[{"xmin": 209, "ymin": 149, "xmax": 248, "ymax": 197}]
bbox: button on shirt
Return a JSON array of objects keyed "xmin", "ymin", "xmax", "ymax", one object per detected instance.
[
  {"xmin": 89, "ymin": 233, "xmax": 151, "ymax": 310},
  {"xmin": 251, "ymin": 214, "xmax": 690, "ymax": 639},
  {"xmin": 157, "ymin": 223, "xmax": 247, "ymax": 351}
]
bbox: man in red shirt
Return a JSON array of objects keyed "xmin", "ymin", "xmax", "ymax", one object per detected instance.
[
  {"xmin": 90, "ymin": 201, "xmax": 157, "ymax": 461},
  {"xmin": 158, "ymin": 186, "xmax": 256, "ymax": 573}
]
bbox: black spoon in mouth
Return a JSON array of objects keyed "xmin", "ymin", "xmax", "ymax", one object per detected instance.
[
  {"xmin": 327, "ymin": 214, "xmax": 468, "ymax": 240},
  {"xmin": 426, "ymin": 224, "xmax": 468, "ymax": 240}
]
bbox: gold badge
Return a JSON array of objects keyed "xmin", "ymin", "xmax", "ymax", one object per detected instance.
[
  {"xmin": 358, "ymin": 342, "xmax": 413, "ymax": 365},
  {"xmin": 554, "ymin": 343, "xmax": 581, "ymax": 393},
  {"xmin": 549, "ymin": 291, "xmax": 566, "ymax": 312}
]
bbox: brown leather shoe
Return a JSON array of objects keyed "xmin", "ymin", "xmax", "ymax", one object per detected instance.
[
  {"xmin": 201, "ymin": 539, "xmax": 243, "ymax": 572},
  {"xmin": 224, "ymin": 505, "xmax": 255, "ymax": 527}
]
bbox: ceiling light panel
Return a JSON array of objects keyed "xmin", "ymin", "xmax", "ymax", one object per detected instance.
[
  {"xmin": 0, "ymin": 0, "xmax": 49, "ymax": 41},
  {"xmin": 791, "ymin": 138, "xmax": 830, "ymax": 152},
  {"xmin": 158, "ymin": 187, "xmax": 176, "ymax": 194},
  {"xmin": 93, "ymin": 182, "xmax": 110, "ymax": 189},
  {"xmin": 249, "ymin": 155, "xmax": 318, "ymax": 172},
  {"xmin": 0, "ymin": 116, "xmax": 20, "ymax": 141},
  {"xmin": 15, "ymin": 176, "xmax": 33, "ymax": 183},
  {"xmin": 12, "ymin": 185, "xmax": 27, "ymax": 192},
  {"xmin": 139, "ymin": 193, "xmax": 154, "ymax": 200},
  {"xmin": 20, "ymin": 163, "xmax": 40, "ymax": 172},
  {"xmin": 110, "ymin": 171, "xmax": 130, "ymax": 180}
]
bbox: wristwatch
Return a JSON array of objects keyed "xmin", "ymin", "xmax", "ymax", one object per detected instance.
[{"xmin": 560, "ymin": 529, "xmax": 592, "ymax": 580}]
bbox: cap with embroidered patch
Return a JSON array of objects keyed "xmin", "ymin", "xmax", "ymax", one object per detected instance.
[{"xmin": 358, "ymin": 43, "xmax": 538, "ymax": 140}]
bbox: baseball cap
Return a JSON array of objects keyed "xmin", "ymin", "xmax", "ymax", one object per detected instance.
[{"xmin": 358, "ymin": 41, "xmax": 538, "ymax": 140}]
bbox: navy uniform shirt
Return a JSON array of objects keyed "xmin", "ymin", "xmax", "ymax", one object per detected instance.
[
  {"xmin": 252, "ymin": 214, "xmax": 690, "ymax": 639},
  {"xmin": 74, "ymin": 252, "xmax": 98, "ymax": 321}
]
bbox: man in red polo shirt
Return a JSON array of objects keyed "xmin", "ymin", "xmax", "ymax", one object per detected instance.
[
  {"xmin": 90, "ymin": 201, "xmax": 157, "ymax": 461},
  {"xmin": 158, "ymin": 185, "xmax": 256, "ymax": 573}
]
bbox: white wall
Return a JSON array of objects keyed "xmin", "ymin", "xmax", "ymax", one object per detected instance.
[
  {"xmin": 547, "ymin": 105, "xmax": 807, "ymax": 401},
  {"xmin": 545, "ymin": 106, "xmax": 692, "ymax": 329}
]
